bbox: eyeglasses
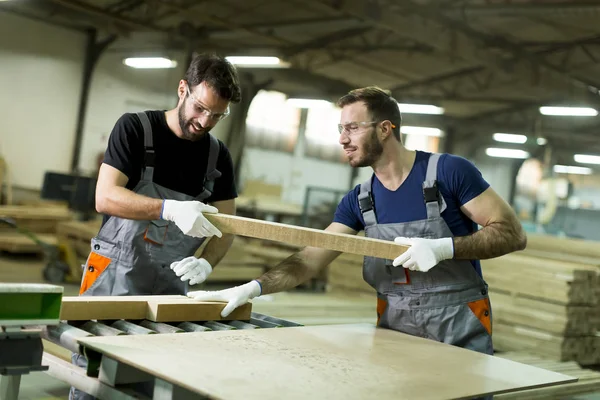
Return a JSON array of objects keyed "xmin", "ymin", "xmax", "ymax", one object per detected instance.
[
  {"xmin": 338, "ymin": 121, "xmax": 396, "ymax": 135},
  {"xmin": 186, "ymin": 84, "xmax": 230, "ymax": 122}
]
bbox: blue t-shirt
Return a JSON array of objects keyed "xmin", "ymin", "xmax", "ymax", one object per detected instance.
[{"xmin": 333, "ymin": 151, "xmax": 490, "ymax": 276}]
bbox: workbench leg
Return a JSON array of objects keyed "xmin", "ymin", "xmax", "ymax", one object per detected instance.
[
  {"xmin": 153, "ymin": 378, "xmax": 208, "ymax": 400},
  {"xmin": 98, "ymin": 356, "xmax": 153, "ymax": 386},
  {"xmin": 0, "ymin": 374, "xmax": 21, "ymax": 400}
]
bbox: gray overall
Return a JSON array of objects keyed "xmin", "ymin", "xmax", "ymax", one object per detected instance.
[
  {"xmin": 360, "ymin": 153, "xmax": 494, "ymax": 356},
  {"xmin": 70, "ymin": 112, "xmax": 221, "ymax": 400}
]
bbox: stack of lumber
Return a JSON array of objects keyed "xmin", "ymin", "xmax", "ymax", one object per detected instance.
[
  {"xmin": 496, "ymin": 351, "xmax": 600, "ymax": 399},
  {"xmin": 327, "ymin": 252, "xmax": 374, "ymax": 296},
  {"xmin": 0, "ymin": 204, "xmax": 72, "ymax": 254},
  {"xmin": 0, "ymin": 204, "xmax": 72, "ymax": 234},
  {"xmin": 207, "ymin": 237, "xmax": 327, "ymax": 291},
  {"xmin": 56, "ymin": 219, "xmax": 101, "ymax": 263},
  {"xmin": 482, "ymin": 233, "xmax": 600, "ymax": 365}
]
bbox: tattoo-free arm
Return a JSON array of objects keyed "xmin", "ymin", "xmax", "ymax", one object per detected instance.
[
  {"xmin": 453, "ymin": 187, "xmax": 527, "ymax": 259},
  {"xmin": 200, "ymin": 199, "xmax": 236, "ymax": 267},
  {"xmin": 257, "ymin": 222, "xmax": 357, "ymax": 295},
  {"xmin": 95, "ymin": 163, "xmax": 163, "ymax": 220}
]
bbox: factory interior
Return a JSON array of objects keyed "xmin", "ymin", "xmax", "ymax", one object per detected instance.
[{"xmin": 1, "ymin": 0, "xmax": 600, "ymax": 399}]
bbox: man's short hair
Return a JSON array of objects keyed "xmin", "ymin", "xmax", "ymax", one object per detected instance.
[
  {"xmin": 337, "ymin": 86, "xmax": 402, "ymax": 141},
  {"xmin": 184, "ymin": 53, "xmax": 241, "ymax": 103}
]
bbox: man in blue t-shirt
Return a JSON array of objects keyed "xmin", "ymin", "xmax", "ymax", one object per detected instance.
[{"xmin": 190, "ymin": 86, "xmax": 527, "ymax": 357}]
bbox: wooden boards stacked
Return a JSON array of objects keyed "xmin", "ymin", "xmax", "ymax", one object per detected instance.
[
  {"xmin": 56, "ymin": 219, "xmax": 101, "ymax": 263},
  {"xmin": 59, "ymin": 295, "xmax": 252, "ymax": 322},
  {"xmin": 327, "ymin": 252, "xmax": 374, "ymax": 296},
  {"xmin": 0, "ymin": 204, "xmax": 72, "ymax": 234},
  {"xmin": 496, "ymin": 352, "xmax": 600, "ymax": 399},
  {"xmin": 76, "ymin": 323, "xmax": 576, "ymax": 400},
  {"xmin": 482, "ymin": 234, "xmax": 600, "ymax": 365}
]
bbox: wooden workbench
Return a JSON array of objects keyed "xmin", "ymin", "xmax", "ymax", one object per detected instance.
[{"xmin": 77, "ymin": 323, "xmax": 575, "ymax": 400}]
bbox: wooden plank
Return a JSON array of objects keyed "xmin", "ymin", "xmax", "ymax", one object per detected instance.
[
  {"xmin": 0, "ymin": 205, "xmax": 72, "ymax": 220},
  {"xmin": 77, "ymin": 323, "xmax": 576, "ymax": 400},
  {"xmin": 59, "ymin": 295, "xmax": 252, "ymax": 322},
  {"xmin": 206, "ymin": 213, "xmax": 407, "ymax": 260},
  {"xmin": 146, "ymin": 299, "xmax": 252, "ymax": 322},
  {"xmin": 0, "ymin": 231, "xmax": 57, "ymax": 253},
  {"xmin": 525, "ymin": 234, "xmax": 600, "ymax": 259}
]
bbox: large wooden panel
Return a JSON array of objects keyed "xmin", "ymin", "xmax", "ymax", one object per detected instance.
[{"xmin": 78, "ymin": 324, "xmax": 576, "ymax": 400}]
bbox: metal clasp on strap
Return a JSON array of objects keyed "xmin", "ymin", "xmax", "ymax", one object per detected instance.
[
  {"xmin": 144, "ymin": 148, "xmax": 156, "ymax": 167},
  {"xmin": 359, "ymin": 192, "xmax": 374, "ymax": 213},
  {"xmin": 423, "ymin": 181, "xmax": 440, "ymax": 203}
]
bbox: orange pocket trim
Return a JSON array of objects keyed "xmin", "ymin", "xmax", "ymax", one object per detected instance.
[
  {"xmin": 393, "ymin": 268, "xmax": 411, "ymax": 285},
  {"xmin": 376, "ymin": 298, "xmax": 387, "ymax": 326},
  {"xmin": 143, "ymin": 225, "xmax": 167, "ymax": 246},
  {"xmin": 79, "ymin": 252, "xmax": 111, "ymax": 295},
  {"xmin": 468, "ymin": 298, "xmax": 492, "ymax": 335}
]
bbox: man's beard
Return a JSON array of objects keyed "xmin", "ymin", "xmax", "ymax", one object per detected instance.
[
  {"xmin": 349, "ymin": 130, "xmax": 383, "ymax": 168},
  {"xmin": 178, "ymin": 105, "xmax": 206, "ymax": 141}
]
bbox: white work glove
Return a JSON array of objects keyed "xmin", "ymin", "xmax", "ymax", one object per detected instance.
[
  {"xmin": 161, "ymin": 199, "xmax": 222, "ymax": 238},
  {"xmin": 170, "ymin": 256, "xmax": 212, "ymax": 286},
  {"xmin": 187, "ymin": 280, "xmax": 262, "ymax": 318},
  {"xmin": 392, "ymin": 237, "xmax": 454, "ymax": 272}
]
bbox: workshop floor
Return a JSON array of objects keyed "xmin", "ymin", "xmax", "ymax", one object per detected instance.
[{"xmin": 2, "ymin": 251, "xmax": 600, "ymax": 400}]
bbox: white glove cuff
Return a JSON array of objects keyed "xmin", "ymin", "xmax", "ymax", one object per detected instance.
[
  {"xmin": 440, "ymin": 237, "xmax": 454, "ymax": 260},
  {"xmin": 249, "ymin": 280, "xmax": 262, "ymax": 299}
]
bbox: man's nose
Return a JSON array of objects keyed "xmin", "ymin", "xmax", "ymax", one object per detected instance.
[
  {"xmin": 339, "ymin": 131, "xmax": 350, "ymax": 145},
  {"xmin": 196, "ymin": 112, "xmax": 211, "ymax": 127}
]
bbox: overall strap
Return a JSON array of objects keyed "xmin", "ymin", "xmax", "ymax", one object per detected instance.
[
  {"xmin": 423, "ymin": 153, "xmax": 442, "ymax": 218},
  {"xmin": 136, "ymin": 112, "xmax": 155, "ymax": 182},
  {"xmin": 196, "ymin": 134, "xmax": 222, "ymax": 201},
  {"xmin": 358, "ymin": 176, "xmax": 378, "ymax": 227}
]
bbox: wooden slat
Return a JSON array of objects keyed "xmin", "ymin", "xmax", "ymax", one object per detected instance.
[
  {"xmin": 206, "ymin": 214, "xmax": 407, "ymax": 260},
  {"xmin": 146, "ymin": 299, "xmax": 252, "ymax": 322},
  {"xmin": 59, "ymin": 295, "xmax": 252, "ymax": 322}
]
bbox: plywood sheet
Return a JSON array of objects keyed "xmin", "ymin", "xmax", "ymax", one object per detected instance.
[
  {"xmin": 77, "ymin": 324, "xmax": 576, "ymax": 400},
  {"xmin": 60, "ymin": 295, "xmax": 252, "ymax": 322},
  {"xmin": 206, "ymin": 213, "xmax": 407, "ymax": 259}
]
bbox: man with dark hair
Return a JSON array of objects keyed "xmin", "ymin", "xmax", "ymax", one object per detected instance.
[
  {"xmin": 70, "ymin": 53, "xmax": 240, "ymax": 399},
  {"xmin": 190, "ymin": 86, "xmax": 527, "ymax": 361}
]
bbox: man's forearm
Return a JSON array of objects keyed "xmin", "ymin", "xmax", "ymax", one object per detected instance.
[
  {"xmin": 201, "ymin": 234, "xmax": 234, "ymax": 267},
  {"xmin": 97, "ymin": 186, "xmax": 163, "ymax": 220},
  {"xmin": 257, "ymin": 253, "xmax": 315, "ymax": 295},
  {"xmin": 453, "ymin": 221, "xmax": 527, "ymax": 260}
]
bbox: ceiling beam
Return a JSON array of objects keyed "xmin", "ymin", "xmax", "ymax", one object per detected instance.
[{"xmin": 307, "ymin": 0, "xmax": 600, "ymax": 106}]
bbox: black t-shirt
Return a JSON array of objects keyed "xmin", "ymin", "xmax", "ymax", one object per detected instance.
[{"xmin": 103, "ymin": 110, "xmax": 237, "ymax": 203}]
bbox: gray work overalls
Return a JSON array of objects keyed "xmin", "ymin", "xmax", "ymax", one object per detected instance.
[
  {"xmin": 360, "ymin": 153, "xmax": 493, "ymax": 356},
  {"xmin": 78, "ymin": 111, "xmax": 221, "ymax": 297},
  {"xmin": 70, "ymin": 112, "xmax": 221, "ymax": 400}
]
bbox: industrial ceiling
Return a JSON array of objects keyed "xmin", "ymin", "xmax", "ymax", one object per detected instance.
[{"xmin": 3, "ymin": 0, "xmax": 600, "ymax": 164}]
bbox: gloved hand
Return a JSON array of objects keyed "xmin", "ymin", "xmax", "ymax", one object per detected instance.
[
  {"xmin": 392, "ymin": 237, "xmax": 454, "ymax": 272},
  {"xmin": 170, "ymin": 256, "xmax": 212, "ymax": 286},
  {"xmin": 161, "ymin": 199, "xmax": 222, "ymax": 238},
  {"xmin": 187, "ymin": 280, "xmax": 262, "ymax": 318}
]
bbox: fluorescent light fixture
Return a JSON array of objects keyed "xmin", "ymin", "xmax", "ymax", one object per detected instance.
[
  {"xmin": 225, "ymin": 56, "xmax": 289, "ymax": 68},
  {"xmin": 398, "ymin": 103, "xmax": 444, "ymax": 115},
  {"xmin": 536, "ymin": 137, "xmax": 548, "ymax": 145},
  {"xmin": 574, "ymin": 154, "xmax": 600, "ymax": 165},
  {"xmin": 123, "ymin": 57, "xmax": 177, "ymax": 69},
  {"xmin": 400, "ymin": 126, "xmax": 443, "ymax": 137},
  {"xmin": 493, "ymin": 133, "xmax": 527, "ymax": 144},
  {"xmin": 286, "ymin": 98, "xmax": 332, "ymax": 108},
  {"xmin": 539, "ymin": 106, "xmax": 598, "ymax": 116},
  {"xmin": 553, "ymin": 165, "xmax": 592, "ymax": 175},
  {"xmin": 485, "ymin": 148, "xmax": 529, "ymax": 159}
]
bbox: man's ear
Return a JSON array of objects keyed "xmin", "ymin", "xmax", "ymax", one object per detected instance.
[
  {"xmin": 178, "ymin": 79, "xmax": 187, "ymax": 99},
  {"xmin": 380, "ymin": 120, "xmax": 394, "ymax": 140}
]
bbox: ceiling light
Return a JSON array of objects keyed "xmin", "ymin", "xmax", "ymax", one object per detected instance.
[
  {"xmin": 536, "ymin": 137, "xmax": 548, "ymax": 145},
  {"xmin": 485, "ymin": 148, "xmax": 529, "ymax": 159},
  {"xmin": 574, "ymin": 154, "xmax": 600, "ymax": 165},
  {"xmin": 397, "ymin": 103, "xmax": 444, "ymax": 115},
  {"xmin": 539, "ymin": 106, "xmax": 598, "ymax": 116},
  {"xmin": 225, "ymin": 56, "xmax": 289, "ymax": 68},
  {"xmin": 400, "ymin": 126, "xmax": 443, "ymax": 137},
  {"xmin": 493, "ymin": 133, "xmax": 527, "ymax": 144},
  {"xmin": 123, "ymin": 57, "xmax": 177, "ymax": 69},
  {"xmin": 553, "ymin": 165, "xmax": 592, "ymax": 175},
  {"xmin": 286, "ymin": 98, "xmax": 332, "ymax": 108}
]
